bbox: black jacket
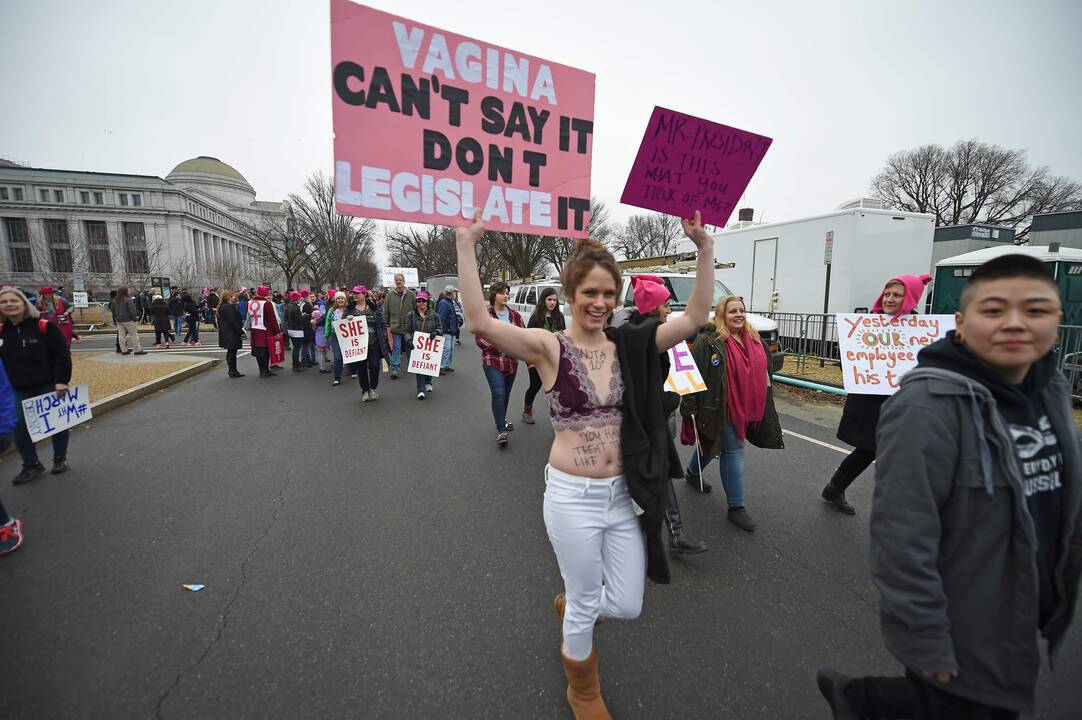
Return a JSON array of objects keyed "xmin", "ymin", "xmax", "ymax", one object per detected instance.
[
  {"xmin": 149, "ymin": 298, "xmax": 171, "ymax": 332},
  {"xmin": 218, "ymin": 303, "xmax": 243, "ymax": 351},
  {"xmin": 1, "ymin": 317, "xmax": 73, "ymax": 389},
  {"xmin": 604, "ymin": 318, "xmax": 680, "ymax": 585},
  {"xmin": 168, "ymin": 296, "xmax": 183, "ymax": 316},
  {"xmin": 836, "ymin": 394, "xmax": 886, "ymax": 451}
]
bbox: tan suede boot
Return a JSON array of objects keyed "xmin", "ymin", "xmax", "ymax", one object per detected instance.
[
  {"xmin": 554, "ymin": 592, "xmax": 605, "ymax": 625},
  {"xmin": 560, "ymin": 646, "xmax": 612, "ymax": 720}
]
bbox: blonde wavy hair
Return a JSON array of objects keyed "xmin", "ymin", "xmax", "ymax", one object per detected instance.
[{"xmin": 713, "ymin": 295, "xmax": 760, "ymax": 344}]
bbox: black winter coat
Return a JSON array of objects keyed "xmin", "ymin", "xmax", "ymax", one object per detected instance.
[
  {"xmin": 218, "ymin": 303, "xmax": 243, "ymax": 351},
  {"xmin": 149, "ymin": 299, "xmax": 171, "ymax": 332},
  {"xmin": 836, "ymin": 394, "xmax": 887, "ymax": 451},
  {"xmin": 0, "ymin": 317, "xmax": 72, "ymax": 389}
]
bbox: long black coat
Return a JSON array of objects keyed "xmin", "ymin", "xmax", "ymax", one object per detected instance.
[
  {"xmin": 149, "ymin": 299, "xmax": 171, "ymax": 333},
  {"xmin": 218, "ymin": 303, "xmax": 244, "ymax": 351},
  {"xmin": 835, "ymin": 393, "xmax": 887, "ymax": 451}
]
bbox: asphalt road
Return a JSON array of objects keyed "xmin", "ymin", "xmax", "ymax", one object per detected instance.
[{"xmin": 2, "ymin": 340, "xmax": 1079, "ymax": 719}]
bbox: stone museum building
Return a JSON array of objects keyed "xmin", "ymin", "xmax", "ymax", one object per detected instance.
[{"xmin": 0, "ymin": 156, "xmax": 286, "ymax": 294}]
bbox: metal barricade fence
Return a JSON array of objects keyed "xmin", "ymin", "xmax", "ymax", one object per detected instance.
[{"xmin": 757, "ymin": 311, "xmax": 1082, "ymax": 401}]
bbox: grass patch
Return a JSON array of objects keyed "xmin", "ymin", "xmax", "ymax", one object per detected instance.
[
  {"xmin": 72, "ymin": 353, "xmax": 203, "ymax": 402},
  {"xmin": 777, "ymin": 355, "xmax": 844, "ymax": 387}
]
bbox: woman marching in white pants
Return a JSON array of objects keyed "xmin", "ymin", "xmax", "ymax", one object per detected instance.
[{"xmin": 456, "ymin": 212, "xmax": 714, "ymax": 718}]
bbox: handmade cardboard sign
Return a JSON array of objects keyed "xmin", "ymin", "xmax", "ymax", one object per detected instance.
[
  {"xmin": 21, "ymin": 384, "xmax": 92, "ymax": 442},
  {"xmin": 408, "ymin": 331, "xmax": 444, "ymax": 377},
  {"xmin": 331, "ymin": 1, "xmax": 596, "ymax": 236},
  {"xmin": 381, "ymin": 267, "xmax": 420, "ymax": 288},
  {"xmin": 621, "ymin": 107, "xmax": 772, "ymax": 228},
  {"xmin": 335, "ymin": 316, "xmax": 370, "ymax": 363},
  {"xmin": 664, "ymin": 341, "xmax": 706, "ymax": 395},
  {"xmin": 270, "ymin": 333, "xmax": 285, "ymax": 366},
  {"xmin": 837, "ymin": 314, "xmax": 955, "ymax": 395}
]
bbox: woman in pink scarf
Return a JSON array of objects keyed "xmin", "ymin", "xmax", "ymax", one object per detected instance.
[{"xmin": 680, "ymin": 295, "xmax": 776, "ymax": 532}]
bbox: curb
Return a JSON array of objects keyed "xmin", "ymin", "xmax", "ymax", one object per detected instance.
[
  {"xmin": 90, "ymin": 357, "xmax": 220, "ymax": 414},
  {"xmin": 0, "ymin": 358, "xmax": 218, "ymax": 461}
]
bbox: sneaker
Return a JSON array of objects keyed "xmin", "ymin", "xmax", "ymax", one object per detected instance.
[
  {"xmin": 669, "ymin": 531, "xmax": 709, "ymax": 555},
  {"xmin": 727, "ymin": 506, "xmax": 757, "ymax": 532},
  {"xmin": 496, "ymin": 432, "xmax": 509, "ymax": 447},
  {"xmin": 417, "ymin": 391, "xmax": 426, "ymax": 400},
  {"xmin": 153, "ymin": 343, "xmax": 162, "ymax": 348},
  {"xmin": 319, "ymin": 368, "xmax": 331, "ymax": 374},
  {"xmin": 685, "ymin": 471, "xmax": 712, "ymax": 494},
  {"xmin": 51, "ymin": 458, "xmax": 68, "ymax": 475},
  {"xmin": 134, "ymin": 351, "xmax": 147, "ymax": 355},
  {"xmin": 504, "ymin": 420, "xmax": 514, "ymax": 432},
  {"xmin": 332, "ymin": 379, "xmax": 341, "ymax": 386},
  {"xmin": 390, "ymin": 370, "xmax": 399, "ymax": 379},
  {"xmin": 13, "ymin": 463, "xmax": 46, "ymax": 485},
  {"xmin": 425, "ymin": 383, "xmax": 433, "ymax": 393},
  {"xmin": 369, "ymin": 390, "xmax": 380, "ymax": 401},
  {"xmin": 522, "ymin": 408, "xmax": 535, "ymax": 425},
  {"xmin": 822, "ymin": 482, "xmax": 856, "ymax": 515},
  {"xmin": 0, "ymin": 519, "xmax": 24, "ymax": 555},
  {"xmin": 121, "ymin": 350, "xmax": 132, "ymax": 355},
  {"xmin": 361, "ymin": 390, "xmax": 371, "ymax": 402},
  {"xmin": 349, "ymin": 373, "xmax": 357, "ymax": 379},
  {"xmin": 194, "ymin": 341, "xmax": 203, "ymax": 347},
  {"xmin": 816, "ymin": 669, "xmax": 860, "ymax": 719},
  {"xmin": 164, "ymin": 343, "xmax": 170, "ymax": 349}
]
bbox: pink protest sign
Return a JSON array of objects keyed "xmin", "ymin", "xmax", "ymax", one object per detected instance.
[
  {"xmin": 620, "ymin": 107, "xmax": 772, "ymax": 227},
  {"xmin": 330, "ymin": 1, "xmax": 596, "ymax": 237}
]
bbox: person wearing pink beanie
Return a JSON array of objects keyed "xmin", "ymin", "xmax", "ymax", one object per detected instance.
[{"xmin": 822, "ymin": 274, "xmax": 932, "ymax": 515}]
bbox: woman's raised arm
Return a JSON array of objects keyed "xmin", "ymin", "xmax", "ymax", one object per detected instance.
[
  {"xmin": 456, "ymin": 213, "xmax": 556, "ymax": 369},
  {"xmin": 656, "ymin": 211, "xmax": 715, "ymax": 351}
]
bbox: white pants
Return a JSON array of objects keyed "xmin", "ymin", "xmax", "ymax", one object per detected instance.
[{"xmin": 543, "ymin": 464, "xmax": 646, "ymax": 660}]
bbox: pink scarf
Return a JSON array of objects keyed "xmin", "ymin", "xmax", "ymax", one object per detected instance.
[{"xmin": 724, "ymin": 335, "xmax": 767, "ymax": 441}]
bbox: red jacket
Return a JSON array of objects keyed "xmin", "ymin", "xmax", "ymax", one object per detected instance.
[{"xmin": 247, "ymin": 299, "xmax": 281, "ymax": 348}]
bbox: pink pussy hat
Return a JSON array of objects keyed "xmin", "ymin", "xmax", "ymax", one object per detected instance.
[
  {"xmin": 872, "ymin": 274, "xmax": 932, "ymax": 317},
  {"xmin": 631, "ymin": 275, "xmax": 671, "ymax": 315},
  {"xmin": 256, "ymin": 286, "xmax": 271, "ymax": 298},
  {"xmin": 288, "ymin": 291, "xmax": 301, "ymax": 301}
]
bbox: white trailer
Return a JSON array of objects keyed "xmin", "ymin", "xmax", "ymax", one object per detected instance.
[{"xmin": 675, "ymin": 207, "xmax": 935, "ymax": 315}]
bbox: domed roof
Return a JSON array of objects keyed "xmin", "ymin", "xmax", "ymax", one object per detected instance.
[{"xmin": 167, "ymin": 156, "xmax": 253, "ymax": 192}]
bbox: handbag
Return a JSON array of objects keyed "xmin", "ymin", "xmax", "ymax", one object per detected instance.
[{"xmin": 746, "ymin": 388, "xmax": 784, "ymax": 449}]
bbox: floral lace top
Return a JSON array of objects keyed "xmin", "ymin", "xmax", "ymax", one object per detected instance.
[{"xmin": 545, "ymin": 332, "xmax": 624, "ymax": 432}]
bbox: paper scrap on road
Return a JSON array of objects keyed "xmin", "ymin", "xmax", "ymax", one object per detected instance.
[{"xmin": 182, "ymin": 584, "xmax": 206, "ymax": 592}]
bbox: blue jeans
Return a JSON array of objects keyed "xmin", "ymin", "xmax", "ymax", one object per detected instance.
[
  {"xmin": 482, "ymin": 365, "xmax": 517, "ymax": 432},
  {"xmin": 14, "ymin": 385, "xmax": 70, "ymax": 466},
  {"xmin": 302, "ymin": 341, "xmax": 315, "ymax": 365},
  {"xmin": 686, "ymin": 422, "xmax": 745, "ymax": 508},
  {"xmin": 330, "ymin": 334, "xmax": 344, "ymax": 381},
  {"xmin": 390, "ymin": 333, "xmax": 404, "ymax": 371},
  {"xmin": 416, "ymin": 370, "xmax": 432, "ymax": 393},
  {"xmin": 171, "ymin": 314, "xmax": 184, "ymax": 338},
  {"xmin": 441, "ymin": 334, "xmax": 454, "ymax": 369}
]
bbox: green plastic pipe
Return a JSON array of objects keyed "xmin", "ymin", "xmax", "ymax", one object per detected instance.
[{"xmin": 772, "ymin": 374, "xmax": 848, "ymax": 397}]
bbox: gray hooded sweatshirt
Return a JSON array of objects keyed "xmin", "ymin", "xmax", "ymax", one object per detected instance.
[{"xmin": 871, "ymin": 351, "xmax": 1082, "ymax": 714}]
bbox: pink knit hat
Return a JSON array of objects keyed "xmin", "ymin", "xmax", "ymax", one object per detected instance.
[
  {"xmin": 872, "ymin": 274, "xmax": 932, "ymax": 317},
  {"xmin": 631, "ymin": 275, "xmax": 670, "ymax": 315},
  {"xmin": 288, "ymin": 291, "xmax": 301, "ymax": 301},
  {"xmin": 256, "ymin": 286, "xmax": 271, "ymax": 298}
]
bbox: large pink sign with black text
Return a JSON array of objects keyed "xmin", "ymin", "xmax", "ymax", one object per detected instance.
[{"xmin": 330, "ymin": 1, "xmax": 596, "ymax": 237}]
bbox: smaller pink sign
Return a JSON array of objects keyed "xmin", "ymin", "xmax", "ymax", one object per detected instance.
[{"xmin": 620, "ymin": 107, "xmax": 772, "ymax": 227}]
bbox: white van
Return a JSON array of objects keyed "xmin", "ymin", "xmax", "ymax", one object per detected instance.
[{"xmin": 509, "ymin": 272, "xmax": 783, "ymax": 373}]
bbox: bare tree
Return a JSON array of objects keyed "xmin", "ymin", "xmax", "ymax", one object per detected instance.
[
  {"xmin": 384, "ymin": 224, "xmax": 458, "ymax": 279},
  {"xmin": 241, "ymin": 208, "xmax": 310, "ymax": 289},
  {"xmin": 484, "ymin": 230, "xmax": 552, "ymax": 280},
  {"xmin": 871, "ymin": 139, "xmax": 1082, "ymax": 241},
  {"xmin": 540, "ymin": 197, "xmax": 616, "ymax": 275},
  {"xmin": 205, "ymin": 255, "xmax": 245, "ymax": 290},
  {"xmin": 612, "ymin": 212, "xmax": 683, "ymax": 259},
  {"xmin": 290, "ymin": 171, "xmax": 379, "ymax": 288},
  {"xmin": 171, "ymin": 258, "xmax": 200, "ymax": 291}
]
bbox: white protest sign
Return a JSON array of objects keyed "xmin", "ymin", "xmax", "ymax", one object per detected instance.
[
  {"xmin": 381, "ymin": 267, "xmax": 419, "ymax": 288},
  {"xmin": 408, "ymin": 332, "xmax": 444, "ymax": 377},
  {"xmin": 21, "ymin": 384, "xmax": 93, "ymax": 441},
  {"xmin": 334, "ymin": 316, "xmax": 369, "ymax": 363},
  {"xmin": 837, "ymin": 313, "xmax": 955, "ymax": 395},
  {"xmin": 72, "ymin": 291, "xmax": 89, "ymax": 308},
  {"xmin": 664, "ymin": 341, "xmax": 706, "ymax": 395}
]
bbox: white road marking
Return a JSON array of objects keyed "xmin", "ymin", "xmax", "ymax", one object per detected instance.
[{"xmin": 781, "ymin": 429, "xmax": 850, "ymax": 455}]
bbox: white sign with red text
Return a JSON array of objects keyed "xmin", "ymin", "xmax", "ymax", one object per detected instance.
[
  {"xmin": 664, "ymin": 341, "xmax": 707, "ymax": 395},
  {"xmin": 334, "ymin": 316, "xmax": 369, "ymax": 363},
  {"xmin": 408, "ymin": 332, "xmax": 444, "ymax": 377}
]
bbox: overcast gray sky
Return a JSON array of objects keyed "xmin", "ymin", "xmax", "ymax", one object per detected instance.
[{"xmin": 3, "ymin": 0, "xmax": 1080, "ymax": 251}]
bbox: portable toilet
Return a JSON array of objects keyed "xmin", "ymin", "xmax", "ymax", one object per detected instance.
[{"xmin": 932, "ymin": 244, "xmax": 1082, "ymax": 324}]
